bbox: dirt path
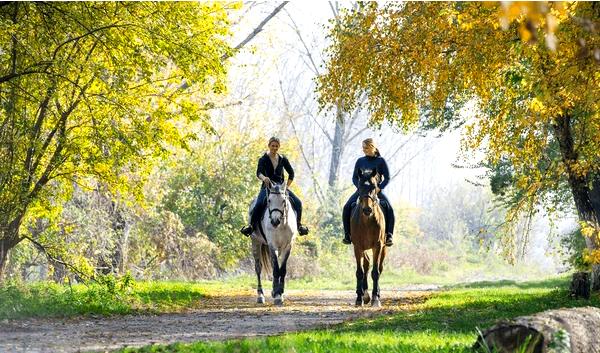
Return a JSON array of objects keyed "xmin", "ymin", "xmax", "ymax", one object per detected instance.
[{"xmin": 0, "ymin": 286, "xmax": 437, "ymax": 353}]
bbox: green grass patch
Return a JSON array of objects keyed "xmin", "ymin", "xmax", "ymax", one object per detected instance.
[
  {"xmin": 0, "ymin": 280, "xmax": 217, "ymax": 320},
  {"xmin": 118, "ymin": 277, "xmax": 600, "ymax": 353}
]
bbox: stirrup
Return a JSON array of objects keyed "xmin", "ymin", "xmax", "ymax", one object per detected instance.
[{"xmin": 240, "ymin": 225, "xmax": 253, "ymax": 236}]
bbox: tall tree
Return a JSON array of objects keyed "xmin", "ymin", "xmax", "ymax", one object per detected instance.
[
  {"xmin": 0, "ymin": 2, "xmax": 233, "ymax": 278},
  {"xmin": 318, "ymin": 2, "xmax": 600, "ymax": 286}
]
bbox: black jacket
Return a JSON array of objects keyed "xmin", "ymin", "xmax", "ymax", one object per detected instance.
[
  {"xmin": 256, "ymin": 153, "xmax": 294, "ymax": 187},
  {"xmin": 352, "ymin": 155, "xmax": 390, "ymax": 189}
]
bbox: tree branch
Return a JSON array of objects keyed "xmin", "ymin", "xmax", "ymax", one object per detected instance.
[
  {"xmin": 22, "ymin": 234, "xmax": 95, "ymax": 282},
  {"xmin": 221, "ymin": 2, "xmax": 289, "ymax": 61},
  {"xmin": 284, "ymin": 9, "xmax": 320, "ymax": 76},
  {"xmin": 278, "ymin": 79, "xmax": 326, "ymax": 205}
]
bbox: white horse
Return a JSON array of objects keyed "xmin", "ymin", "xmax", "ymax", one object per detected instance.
[{"xmin": 249, "ymin": 182, "xmax": 297, "ymax": 306}]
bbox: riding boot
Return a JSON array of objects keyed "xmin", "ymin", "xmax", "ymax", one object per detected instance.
[
  {"xmin": 298, "ymin": 224, "xmax": 309, "ymax": 236},
  {"xmin": 385, "ymin": 233, "xmax": 393, "ymax": 247},
  {"xmin": 343, "ymin": 233, "xmax": 352, "ymax": 245},
  {"xmin": 240, "ymin": 224, "xmax": 253, "ymax": 237},
  {"xmin": 342, "ymin": 197, "xmax": 355, "ymax": 245}
]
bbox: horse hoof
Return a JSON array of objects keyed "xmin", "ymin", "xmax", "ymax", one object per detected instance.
[
  {"xmin": 274, "ymin": 296, "xmax": 284, "ymax": 306},
  {"xmin": 257, "ymin": 295, "xmax": 265, "ymax": 304},
  {"xmin": 363, "ymin": 293, "xmax": 371, "ymax": 305},
  {"xmin": 355, "ymin": 299, "xmax": 363, "ymax": 307},
  {"xmin": 371, "ymin": 298, "xmax": 381, "ymax": 308}
]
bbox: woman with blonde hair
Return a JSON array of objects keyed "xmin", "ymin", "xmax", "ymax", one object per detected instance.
[
  {"xmin": 342, "ymin": 138, "xmax": 394, "ymax": 246},
  {"xmin": 240, "ymin": 136, "xmax": 309, "ymax": 236}
]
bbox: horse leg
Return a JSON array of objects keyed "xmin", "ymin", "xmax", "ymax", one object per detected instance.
[
  {"xmin": 252, "ymin": 241, "xmax": 265, "ymax": 304},
  {"xmin": 354, "ymin": 249, "xmax": 364, "ymax": 306},
  {"xmin": 362, "ymin": 253, "xmax": 371, "ymax": 305},
  {"xmin": 379, "ymin": 245, "xmax": 386, "ymax": 275},
  {"xmin": 279, "ymin": 245, "xmax": 292, "ymax": 295},
  {"xmin": 275, "ymin": 244, "xmax": 292, "ymax": 306},
  {"xmin": 269, "ymin": 247, "xmax": 280, "ymax": 299},
  {"xmin": 371, "ymin": 245, "xmax": 382, "ymax": 307}
]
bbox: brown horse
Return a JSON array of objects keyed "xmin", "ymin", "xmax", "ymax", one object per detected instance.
[{"xmin": 350, "ymin": 170, "xmax": 386, "ymax": 307}]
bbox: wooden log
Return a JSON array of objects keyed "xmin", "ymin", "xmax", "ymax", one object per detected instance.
[{"xmin": 473, "ymin": 306, "xmax": 600, "ymax": 353}]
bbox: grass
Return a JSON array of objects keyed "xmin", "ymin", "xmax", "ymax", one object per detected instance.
[
  {"xmin": 116, "ymin": 276, "xmax": 600, "ymax": 353},
  {"xmin": 0, "ymin": 281, "xmax": 214, "ymax": 319}
]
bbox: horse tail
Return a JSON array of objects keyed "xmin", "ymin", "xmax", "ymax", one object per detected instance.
[{"xmin": 259, "ymin": 243, "xmax": 271, "ymax": 274}]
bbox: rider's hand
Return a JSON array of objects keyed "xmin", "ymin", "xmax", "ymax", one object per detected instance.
[{"xmin": 263, "ymin": 177, "xmax": 272, "ymax": 187}]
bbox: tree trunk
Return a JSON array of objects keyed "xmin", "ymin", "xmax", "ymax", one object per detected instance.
[
  {"xmin": 474, "ymin": 306, "xmax": 600, "ymax": 353},
  {"xmin": 51, "ymin": 260, "xmax": 67, "ymax": 283},
  {"xmin": 588, "ymin": 175, "xmax": 600, "ymax": 290},
  {"xmin": 0, "ymin": 238, "xmax": 9, "ymax": 280},
  {"xmin": 0, "ymin": 216, "xmax": 24, "ymax": 282},
  {"xmin": 328, "ymin": 108, "xmax": 346, "ymax": 188},
  {"xmin": 570, "ymin": 272, "xmax": 591, "ymax": 299},
  {"xmin": 552, "ymin": 114, "xmax": 600, "ymax": 291},
  {"xmin": 592, "ymin": 265, "xmax": 600, "ymax": 292}
]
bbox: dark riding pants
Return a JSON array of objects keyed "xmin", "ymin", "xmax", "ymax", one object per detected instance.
[
  {"xmin": 250, "ymin": 187, "xmax": 303, "ymax": 227},
  {"xmin": 342, "ymin": 191, "xmax": 395, "ymax": 236}
]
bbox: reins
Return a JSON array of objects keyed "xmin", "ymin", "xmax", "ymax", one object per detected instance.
[{"xmin": 267, "ymin": 187, "xmax": 289, "ymax": 222}]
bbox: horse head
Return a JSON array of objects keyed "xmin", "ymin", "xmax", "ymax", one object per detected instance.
[
  {"xmin": 358, "ymin": 169, "xmax": 380, "ymax": 217},
  {"xmin": 266, "ymin": 182, "xmax": 288, "ymax": 228}
]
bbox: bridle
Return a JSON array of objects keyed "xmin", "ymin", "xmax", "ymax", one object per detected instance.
[
  {"xmin": 359, "ymin": 179, "xmax": 380, "ymax": 209},
  {"xmin": 360, "ymin": 188, "xmax": 379, "ymax": 204},
  {"xmin": 267, "ymin": 187, "xmax": 288, "ymax": 222},
  {"xmin": 361, "ymin": 192, "xmax": 379, "ymax": 203}
]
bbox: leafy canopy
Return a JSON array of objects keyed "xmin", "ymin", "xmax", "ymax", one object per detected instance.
[
  {"xmin": 0, "ymin": 2, "xmax": 235, "ymax": 236},
  {"xmin": 318, "ymin": 1, "xmax": 599, "ymax": 214}
]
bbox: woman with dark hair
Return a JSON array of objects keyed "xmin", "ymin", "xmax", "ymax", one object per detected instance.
[
  {"xmin": 240, "ymin": 137, "xmax": 309, "ymax": 236},
  {"xmin": 342, "ymin": 138, "xmax": 394, "ymax": 246}
]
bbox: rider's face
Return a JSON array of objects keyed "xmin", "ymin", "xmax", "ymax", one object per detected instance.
[
  {"xmin": 269, "ymin": 141, "xmax": 280, "ymax": 154},
  {"xmin": 362, "ymin": 143, "xmax": 375, "ymax": 157}
]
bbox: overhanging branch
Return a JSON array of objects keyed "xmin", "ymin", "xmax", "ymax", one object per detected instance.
[{"xmin": 221, "ymin": 2, "xmax": 289, "ymax": 61}]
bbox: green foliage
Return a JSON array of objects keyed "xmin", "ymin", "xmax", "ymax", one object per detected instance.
[
  {"xmin": 158, "ymin": 129, "xmax": 266, "ymax": 269},
  {"xmin": 0, "ymin": 2, "xmax": 235, "ymax": 273},
  {"xmin": 548, "ymin": 329, "xmax": 570, "ymax": 353},
  {"xmin": 560, "ymin": 228, "xmax": 591, "ymax": 271}
]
